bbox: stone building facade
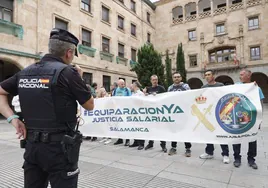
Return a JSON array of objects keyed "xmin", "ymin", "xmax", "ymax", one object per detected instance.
[
  {"xmin": 154, "ymin": 0, "xmax": 268, "ymax": 102},
  {"xmin": 0, "ymin": 0, "xmax": 156, "ymax": 92},
  {"xmin": 0, "ymin": 0, "xmax": 267, "ymax": 101}
]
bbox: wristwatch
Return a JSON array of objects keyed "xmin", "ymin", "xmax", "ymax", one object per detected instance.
[{"xmin": 7, "ymin": 115, "xmax": 19, "ymax": 123}]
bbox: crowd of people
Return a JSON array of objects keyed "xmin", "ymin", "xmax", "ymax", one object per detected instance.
[{"xmin": 82, "ymin": 68, "xmax": 265, "ymax": 170}]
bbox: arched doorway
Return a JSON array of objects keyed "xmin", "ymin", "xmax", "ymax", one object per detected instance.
[
  {"xmin": 215, "ymin": 75, "xmax": 234, "ymax": 85},
  {"xmin": 0, "ymin": 60, "xmax": 21, "ymax": 82},
  {"xmin": 251, "ymin": 72, "xmax": 268, "ymax": 103},
  {"xmin": 0, "ymin": 59, "xmax": 21, "ymax": 118},
  {"xmin": 187, "ymin": 78, "xmax": 203, "ymax": 89}
]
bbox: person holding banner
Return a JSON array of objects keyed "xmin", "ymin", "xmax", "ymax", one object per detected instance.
[
  {"xmin": 199, "ymin": 70, "xmax": 230, "ymax": 164},
  {"xmin": 232, "ymin": 69, "xmax": 264, "ymax": 169},
  {"xmin": 141, "ymin": 75, "xmax": 167, "ymax": 152},
  {"xmin": 113, "ymin": 79, "xmax": 132, "ymax": 146},
  {"xmin": 167, "ymin": 72, "xmax": 192, "ymax": 157},
  {"xmin": 128, "ymin": 81, "xmax": 145, "ymax": 149},
  {"xmin": 98, "ymin": 87, "xmax": 112, "ymax": 145}
]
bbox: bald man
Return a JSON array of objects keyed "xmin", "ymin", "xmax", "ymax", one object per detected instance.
[{"xmin": 112, "ymin": 79, "xmax": 132, "ymax": 146}]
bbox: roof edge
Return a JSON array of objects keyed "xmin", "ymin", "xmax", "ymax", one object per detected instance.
[{"xmin": 142, "ymin": 0, "xmax": 156, "ymax": 10}]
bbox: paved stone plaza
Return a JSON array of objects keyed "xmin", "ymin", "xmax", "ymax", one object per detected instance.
[{"xmin": 0, "ymin": 104, "xmax": 267, "ymax": 188}]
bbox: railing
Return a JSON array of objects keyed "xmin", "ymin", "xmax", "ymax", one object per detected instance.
[
  {"xmin": 229, "ymin": 2, "xmax": 244, "ymax": 11},
  {"xmin": 247, "ymin": 0, "xmax": 262, "ymax": 7},
  {"xmin": 185, "ymin": 15, "xmax": 197, "ymax": 22},
  {"xmin": 199, "ymin": 11, "xmax": 211, "ymax": 19},
  {"xmin": 173, "ymin": 17, "xmax": 183, "ymax": 25},
  {"xmin": 213, "ymin": 7, "xmax": 227, "ymax": 15}
]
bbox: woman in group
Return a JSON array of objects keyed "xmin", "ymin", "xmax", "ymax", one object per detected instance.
[
  {"xmin": 98, "ymin": 87, "xmax": 112, "ymax": 145},
  {"xmin": 129, "ymin": 81, "xmax": 145, "ymax": 149}
]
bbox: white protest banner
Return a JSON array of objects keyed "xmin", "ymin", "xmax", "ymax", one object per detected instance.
[{"xmin": 79, "ymin": 83, "xmax": 262, "ymax": 144}]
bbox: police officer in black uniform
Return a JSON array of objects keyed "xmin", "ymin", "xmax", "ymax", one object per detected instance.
[{"xmin": 0, "ymin": 28, "xmax": 94, "ymax": 188}]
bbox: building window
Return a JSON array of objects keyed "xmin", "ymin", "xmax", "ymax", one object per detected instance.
[
  {"xmin": 119, "ymin": 0, "xmax": 124, "ymax": 4},
  {"xmin": 82, "ymin": 29, "xmax": 91, "ymax": 47},
  {"xmin": 55, "ymin": 18, "xmax": 68, "ymax": 30},
  {"xmin": 250, "ymin": 46, "xmax": 260, "ymax": 60},
  {"xmin": 102, "ymin": 6, "xmax": 109, "ymax": 23},
  {"xmin": 81, "ymin": 0, "xmax": 91, "ymax": 13},
  {"xmin": 216, "ymin": 23, "xmax": 225, "ymax": 35},
  {"xmin": 209, "ymin": 47, "xmax": 235, "ymax": 63},
  {"xmin": 82, "ymin": 72, "xmax": 92, "ymax": 85},
  {"xmin": 131, "ymin": 0, "xmax": 136, "ymax": 12},
  {"xmin": 147, "ymin": 33, "xmax": 151, "ymax": 43},
  {"xmin": 0, "ymin": 0, "xmax": 13, "ymax": 22},
  {"xmin": 131, "ymin": 23, "xmax": 136, "ymax": 36},
  {"xmin": 103, "ymin": 75, "xmax": 111, "ymax": 92},
  {"xmin": 118, "ymin": 43, "xmax": 124, "ymax": 58},
  {"xmin": 132, "ymin": 80, "xmax": 137, "ymax": 83},
  {"xmin": 102, "ymin": 37, "xmax": 110, "ymax": 53},
  {"xmin": 188, "ymin": 30, "xmax": 196, "ymax": 41},
  {"xmin": 248, "ymin": 17, "xmax": 259, "ymax": 30},
  {"xmin": 147, "ymin": 12, "xmax": 151, "ymax": 23},
  {"xmin": 189, "ymin": 55, "xmax": 197, "ymax": 67},
  {"xmin": 232, "ymin": 0, "xmax": 242, "ymax": 4},
  {"xmin": 131, "ymin": 48, "xmax": 137, "ymax": 62},
  {"xmin": 118, "ymin": 15, "xmax": 124, "ymax": 30}
]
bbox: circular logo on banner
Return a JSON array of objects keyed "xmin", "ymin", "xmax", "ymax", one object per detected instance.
[{"xmin": 215, "ymin": 93, "xmax": 257, "ymax": 134}]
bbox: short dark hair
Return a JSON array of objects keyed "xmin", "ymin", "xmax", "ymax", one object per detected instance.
[
  {"xmin": 172, "ymin": 72, "xmax": 181, "ymax": 76},
  {"xmin": 204, "ymin": 69, "xmax": 215, "ymax": 75},
  {"xmin": 91, "ymin": 82, "xmax": 97, "ymax": 87}
]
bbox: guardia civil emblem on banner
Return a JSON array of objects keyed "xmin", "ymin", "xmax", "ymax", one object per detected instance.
[{"xmin": 215, "ymin": 93, "xmax": 257, "ymax": 134}]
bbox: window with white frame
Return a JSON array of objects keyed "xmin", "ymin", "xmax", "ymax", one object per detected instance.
[
  {"xmin": 250, "ymin": 46, "xmax": 260, "ymax": 60},
  {"xmin": 82, "ymin": 29, "xmax": 92, "ymax": 47},
  {"xmin": 216, "ymin": 23, "xmax": 225, "ymax": 35},
  {"xmin": 0, "ymin": 0, "xmax": 13, "ymax": 22},
  {"xmin": 81, "ymin": 0, "xmax": 91, "ymax": 13},
  {"xmin": 188, "ymin": 30, "xmax": 196, "ymax": 41},
  {"xmin": 118, "ymin": 43, "xmax": 124, "ymax": 58},
  {"xmin": 248, "ymin": 16, "xmax": 259, "ymax": 30}
]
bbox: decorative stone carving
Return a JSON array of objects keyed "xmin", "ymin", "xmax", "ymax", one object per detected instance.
[{"xmin": 217, "ymin": 36, "xmax": 224, "ymax": 44}]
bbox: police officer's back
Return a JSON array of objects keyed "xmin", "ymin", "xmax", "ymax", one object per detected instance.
[{"xmin": 0, "ymin": 28, "xmax": 94, "ymax": 188}]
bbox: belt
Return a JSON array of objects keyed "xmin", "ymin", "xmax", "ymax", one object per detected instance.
[{"xmin": 26, "ymin": 131, "xmax": 66, "ymax": 143}]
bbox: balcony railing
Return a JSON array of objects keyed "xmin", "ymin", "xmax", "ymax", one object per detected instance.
[
  {"xmin": 199, "ymin": 11, "xmax": 211, "ymax": 19},
  {"xmin": 171, "ymin": 0, "xmax": 263, "ymax": 26},
  {"xmin": 247, "ymin": 0, "xmax": 262, "ymax": 7},
  {"xmin": 185, "ymin": 15, "xmax": 197, "ymax": 22},
  {"xmin": 173, "ymin": 17, "xmax": 183, "ymax": 24},
  {"xmin": 229, "ymin": 2, "xmax": 243, "ymax": 11},
  {"xmin": 213, "ymin": 6, "xmax": 227, "ymax": 16}
]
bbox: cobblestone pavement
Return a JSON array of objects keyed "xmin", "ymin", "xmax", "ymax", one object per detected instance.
[{"xmin": 0, "ymin": 104, "xmax": 267, "ymax": 188}]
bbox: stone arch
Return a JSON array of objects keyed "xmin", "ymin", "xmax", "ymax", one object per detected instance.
[
  {"xmin": 213, "ymin": 0, "xmax": 227, "ymax": 10},
  {"xmin": 0, "ymin": 58, "xmax": 22, "ymax": 117},
  {"xmin": 215, "ymin": 75, "xmax": 234, "ymax": 85},
  {"xmin": 198, "ymin": 0, "xmax": 211, "ymax": 14},
  {"xmin": 172, "ymin": 6, "xmax": 183, "ymax": 19},
  {"xmin": 251, "ymin": 72, "xmax": 268, "ymax": 103},
  {"xmin": 185, "ymin": 2, "xmax": 197, "ymax": 17},
  {"xmin": 188, "ymin": 77, "xmax": 203, "ymax": 89},
  {"xmin": 0, "ymin": 58, "xmax": 21, "ymax": 82}
]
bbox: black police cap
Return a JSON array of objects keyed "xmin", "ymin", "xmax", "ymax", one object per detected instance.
[{"xmin": 49, "ymin": 28, "xmax": 79, "ymax": 56}]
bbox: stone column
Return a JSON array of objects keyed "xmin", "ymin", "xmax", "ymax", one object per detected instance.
[{"xmin": 210, "ymin": 0, "xmax": 214, "ymax": 15}]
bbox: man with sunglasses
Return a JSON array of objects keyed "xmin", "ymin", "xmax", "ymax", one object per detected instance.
[
  {"xmin": 167, "ymin": 72, "xmax": 192, "ymax": 157},
  {"xmin": 199, "ymin": 70, "xmax": 230, "ymax": 164}
]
